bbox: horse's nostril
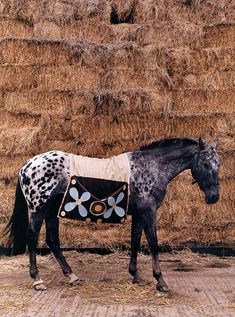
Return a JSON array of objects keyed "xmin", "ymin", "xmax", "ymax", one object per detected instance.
[{"xmin": 206, "ymin": 194, "xmax": 219, "ymax": 204}]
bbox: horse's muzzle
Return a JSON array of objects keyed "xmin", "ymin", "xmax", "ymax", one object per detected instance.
[{"xmin": 205, "ymin": 194, "xmax": 220, "ymax": 204}]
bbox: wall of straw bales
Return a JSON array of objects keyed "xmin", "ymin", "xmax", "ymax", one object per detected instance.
[{"xmin": 0, "ymin": 0, "xmax": 234, "ymax": 248}]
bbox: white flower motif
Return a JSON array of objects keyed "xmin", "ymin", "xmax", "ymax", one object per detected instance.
[
  {"xmin": 103, "ymin": 192, "xmax": 125, "ymax": 219},
  {"xmin": 64, "ymin": 187, "xmax": 91, "ymax": 217}
]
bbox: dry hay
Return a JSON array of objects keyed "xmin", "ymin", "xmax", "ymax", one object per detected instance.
[
  {"xmin": 3, "ymin": 251, "xmax": 234, "ymax": 309},
  {"xmin": 203, "ymin": 23, "xmax": 235, "ymax": 47},
  {"xmin": 0, "ymin": 126, "xmax": 40, "ymax": 156},
  {"xmin": 167, "ymin": 47, "xmax": 235, "ymax": 76},
  {"xmin": 1, "ymin": 38, "xmax": 234, "ymax": 94},
  {"xmin": 0, "ymin": 1, "xmax": 234, "ymax": 248},
  {"xmin": 70, "ymin": 113, "xmax": 233, "ymax": 149},
  {"xmin": 4, "ymin": 89, "xmax": 71, "ymax": 116},
  {"xmin": 0, "ymin": 65, "xmax": 37, "ymax": 89},
  {"xmin": 0, "ymin": 0, "xmax": 111, "ymax": 25},
  {"xmin": 172, "ymin": 89, "xmax": 235, "ymax": 115},
  {"xmin": 133, "ymin": 0, "xmax": 235, "ymax": 26},
  {"xmin": 0, "ymin": 38, "xmax": 70, "ymax": 65},
  {"xmin": 0, "ymin": 1, "xmax": 234, "ymax": 46},
  {"xmin": 74, "ymin": 280, "xmax": 194, "ymax": 307},
  {"xmin": 1, "ymin": 1, "xmax": 234, "ymax": 42},
  {"xmin": 110, "ymin": 21, "xmax": 203, "ymax": 49},
  {"xmin": 0, "ymin": 251, "xmax": 234, "ymax": 315},
  {"xmin": 1, "ymin": 0, "xmax": 234, "ymax": 27},
  {"xmin": 0, "ymin": 300, "xmax": 29, "ymax": 313}
]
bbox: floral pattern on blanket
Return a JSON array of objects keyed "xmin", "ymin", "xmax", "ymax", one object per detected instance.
[{"xmin": 59, "ymin": 176, "xmax": 129, "ymax": 224}]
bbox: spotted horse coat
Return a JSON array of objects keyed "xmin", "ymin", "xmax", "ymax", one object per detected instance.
[
  {"xmin": 19, "ymin": 151, "xmax": 70, "ymax": 213},
  {"xmin": 4, "ymin": 138, "xmax": 220, "ymax": 293}
]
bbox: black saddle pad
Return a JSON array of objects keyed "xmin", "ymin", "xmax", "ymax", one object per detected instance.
[{"xmin": 58, "ymin": 176, "xmax": 129, "ymax": 224}]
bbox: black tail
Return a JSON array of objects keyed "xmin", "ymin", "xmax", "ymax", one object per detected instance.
[{"xmin": 2, "ymin": 179, "xmax": 28, "ymax": 255}]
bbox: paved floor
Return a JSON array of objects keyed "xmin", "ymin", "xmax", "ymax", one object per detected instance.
[{"xmin": 0, "ymin": 251, "xmax": 234, "ymax": 316}]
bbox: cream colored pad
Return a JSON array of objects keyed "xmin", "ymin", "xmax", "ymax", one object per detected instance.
[{"xmin": 69, "ymin": 153, "xmax": 130, "ymax": 184}]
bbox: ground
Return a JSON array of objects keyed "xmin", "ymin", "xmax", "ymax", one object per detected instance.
[{"xmin": 0, "ymin": 250, "xmax": 234, "ymax": 317}]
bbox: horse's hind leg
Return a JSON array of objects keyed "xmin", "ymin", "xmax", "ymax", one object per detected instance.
[
  {"xmin": 28, "ymin": 212, "xmax": 47, "ymax": 291},
  {"xmin": 129, "ymin": 213, "xmax": 145, "ymax": 285},
  {"xmin": 45, "ymin": 208, "xmax": 79, "ymax": 285}
]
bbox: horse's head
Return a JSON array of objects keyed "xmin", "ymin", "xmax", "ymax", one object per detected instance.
[{"xmin": 191, "ymin": 138, "xmax": 220, "ymax": 204}]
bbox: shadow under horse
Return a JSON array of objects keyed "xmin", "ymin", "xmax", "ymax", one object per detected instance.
[{"xmin": 2, "ymin": 138, "xmax": 220, "ymax": 292}]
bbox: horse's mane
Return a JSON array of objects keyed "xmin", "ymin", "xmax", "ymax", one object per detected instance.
[{"xmin": 139, "ymin": 138, "xmax": 199, "ymax": 151}]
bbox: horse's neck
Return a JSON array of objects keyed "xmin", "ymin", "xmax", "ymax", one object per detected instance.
[
  {"xmin": 131, "ymin": 144, "xmax": 197, "ymax": 185},
  {"xmin": 158, "ymin": 144, "xmax": 197, "ymax": 183}
]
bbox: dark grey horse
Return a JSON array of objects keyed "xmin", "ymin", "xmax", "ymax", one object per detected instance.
[{"xmin": 3, "ymin": 138, "xmax": 220, "ymax": 292}]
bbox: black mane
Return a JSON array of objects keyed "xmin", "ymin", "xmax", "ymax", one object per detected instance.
[{"xmin": 140, "ymin": 138, "xmax": 199, "ymax": 151}]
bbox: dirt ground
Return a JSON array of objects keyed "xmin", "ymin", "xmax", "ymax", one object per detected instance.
[{"xmin": 0, "ymin": 250, "xmax": 234, "ymax": 317}]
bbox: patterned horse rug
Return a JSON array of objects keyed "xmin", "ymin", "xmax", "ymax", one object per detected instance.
[{"xmin": 58, "ymin": 153, "xmax": 130, "ymax": 224}]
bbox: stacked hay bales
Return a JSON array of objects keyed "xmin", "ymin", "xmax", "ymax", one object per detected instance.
[{"xmin": 0, "ymin": 0, "xmax": 234, "ymax": 248}]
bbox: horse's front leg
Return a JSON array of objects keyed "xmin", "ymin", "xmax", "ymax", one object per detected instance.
[
  {"xmin": 28, "ymin": 212, "xmax": 47, "ymax": 291},
  {"xmin": 143, "ymin": 209, "xmax": 170, "ymax": 292},
  {"xmin": 129, "ymin": 213, "xmax": 145, "ymax": 285}
]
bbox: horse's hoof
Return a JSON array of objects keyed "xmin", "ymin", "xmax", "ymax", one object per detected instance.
[
  {"xmin": 156, "ymin": 283, "xmax": 171, "ymax": 292},
  {"xmin": 70, "ymin": 279, "xmax": 79, "ymax": 286},
  {"xmin": 33, "ymin": 280, "xmax": 47, "ymax": 291},
  {"xmin": 69, "ymin": 273, "xmax": 80, "ymax": 286},
  {"xmin": 132, "ymin": 276, "xmax": 146, "ymax": 286}
]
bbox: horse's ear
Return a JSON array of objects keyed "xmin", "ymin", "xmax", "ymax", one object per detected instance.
[
  {"xmin": 210, "ymin": 140, "xmax": 219, "ymax": 150},
  {"xmin": 198, "ymin": 137, "xmax": 206, "ymax": 151}
]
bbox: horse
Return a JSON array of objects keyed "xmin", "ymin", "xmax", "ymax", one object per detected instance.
[{"xmin": 3, "ymin": 137, "xmax": 220, "ymax": 292}]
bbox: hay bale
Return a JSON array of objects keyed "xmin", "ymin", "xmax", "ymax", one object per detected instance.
[
  {"xmin": 69, "ymin": 40, "xmax": 109, "ymax": 68},
  {"xmin": 70, "ymin": 113, "xmax": 231, "ymax": 151},
  {"xmin": 0, "ymin": 0, "xmax": 110, "ymax": 24},
  {"xmin": 0, "ymin": 65, "xmax": 37, "ymax": 89},
  {"xmin": 70, "ymin": 89, "xmax": 162, "ymax": 116},
  {"xmin": 109, "ymin": 0, "xmax": 233, "ymax": 26},
  {"xmin": 134, "ymin": 0, "xmax": 164, "ymax": 24},
  {"xmin": 159, "ymin": 199, "xmax": 234, "ymax": 229},
  {"xmin": 0, "ymin": 18, "xmax": 33, "ymax": 38},
  {"xmin": 4, "ymin": 90, "xmax": 71, "ymax": 116},
  {"xmin": 61, "ymin": 21, "xmax": 113, "ymax": 42},
  {"xmin": 111, "ymin": 22, "xmax": 203, "ymax": 48},
  {"xmin": 0, "ymin": 182, "xmax": 15, "ymax": 222},
  {"xmin": 176, "ymin": 71, "xmax": 235, "ymax": 90},
  {"xmin": 0, "ymin": 39, "xmax": 36, "ymax": 64},
  {"xmin": 0, "ymin": 155, "xmax": 27, "ymax": 181},
  {"xmin": 37, "ymin": 65, "xmax": 103, "ymax": 90},
  {"xmin": 0, "ymin": 38, "xmax": 70, "ymax": 66},
  {"xmin": 0, "ymin": 126, "xmax": 40, "ymax": 156},
  {"xmin": 220, "ymin": 152, "xmax": 235, "ymax": 178},
  {"xmin": 0, "ymin": 0, "xmax": 40, "ymax": 23},
  {"xmin": 172, "ymin": 89, "xmax": 235, "ymax": 115},
  {"xmin": 168, "ymin": 47, "xmax": 235, "ymax": 76},
  {"xmin": 33, "ymin": 21, "xmax": 62, "ymax": 40},
  {"xmin": 39, "ymin": 114, "xmax": 74, "ymax": 141},
  {"xmin": 203, "ymin": 24, "xmax": 235, "ymax": 47},
  {"xmin": 0, "ymin": 0, "xmax": 234, "ymax": 248},
  {"xmin": 99, "ymin": 66, "xmax": 172, "ymax": 90}
]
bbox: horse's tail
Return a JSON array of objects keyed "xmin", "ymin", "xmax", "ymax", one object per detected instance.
[{"xmin": 2, "ymin": 179, "xmax": 28, "ymax": 255}]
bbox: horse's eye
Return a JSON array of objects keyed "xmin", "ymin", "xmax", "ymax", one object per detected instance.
[{"xmin": 203, "ymin": 162, "xmax": 210, "ymax": 169}]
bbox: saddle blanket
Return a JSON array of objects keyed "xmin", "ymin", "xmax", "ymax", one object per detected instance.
[
  {"xmin": 58, "ymin": 176, "xmax": 129, "ymax": 224},
  {"xmin": 69, "ymin": 153, "xmax": 130, "ymax": 184},
  {"xmin": 58, "ymin": 153, "xmax": 131, "ymax": 224}
]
